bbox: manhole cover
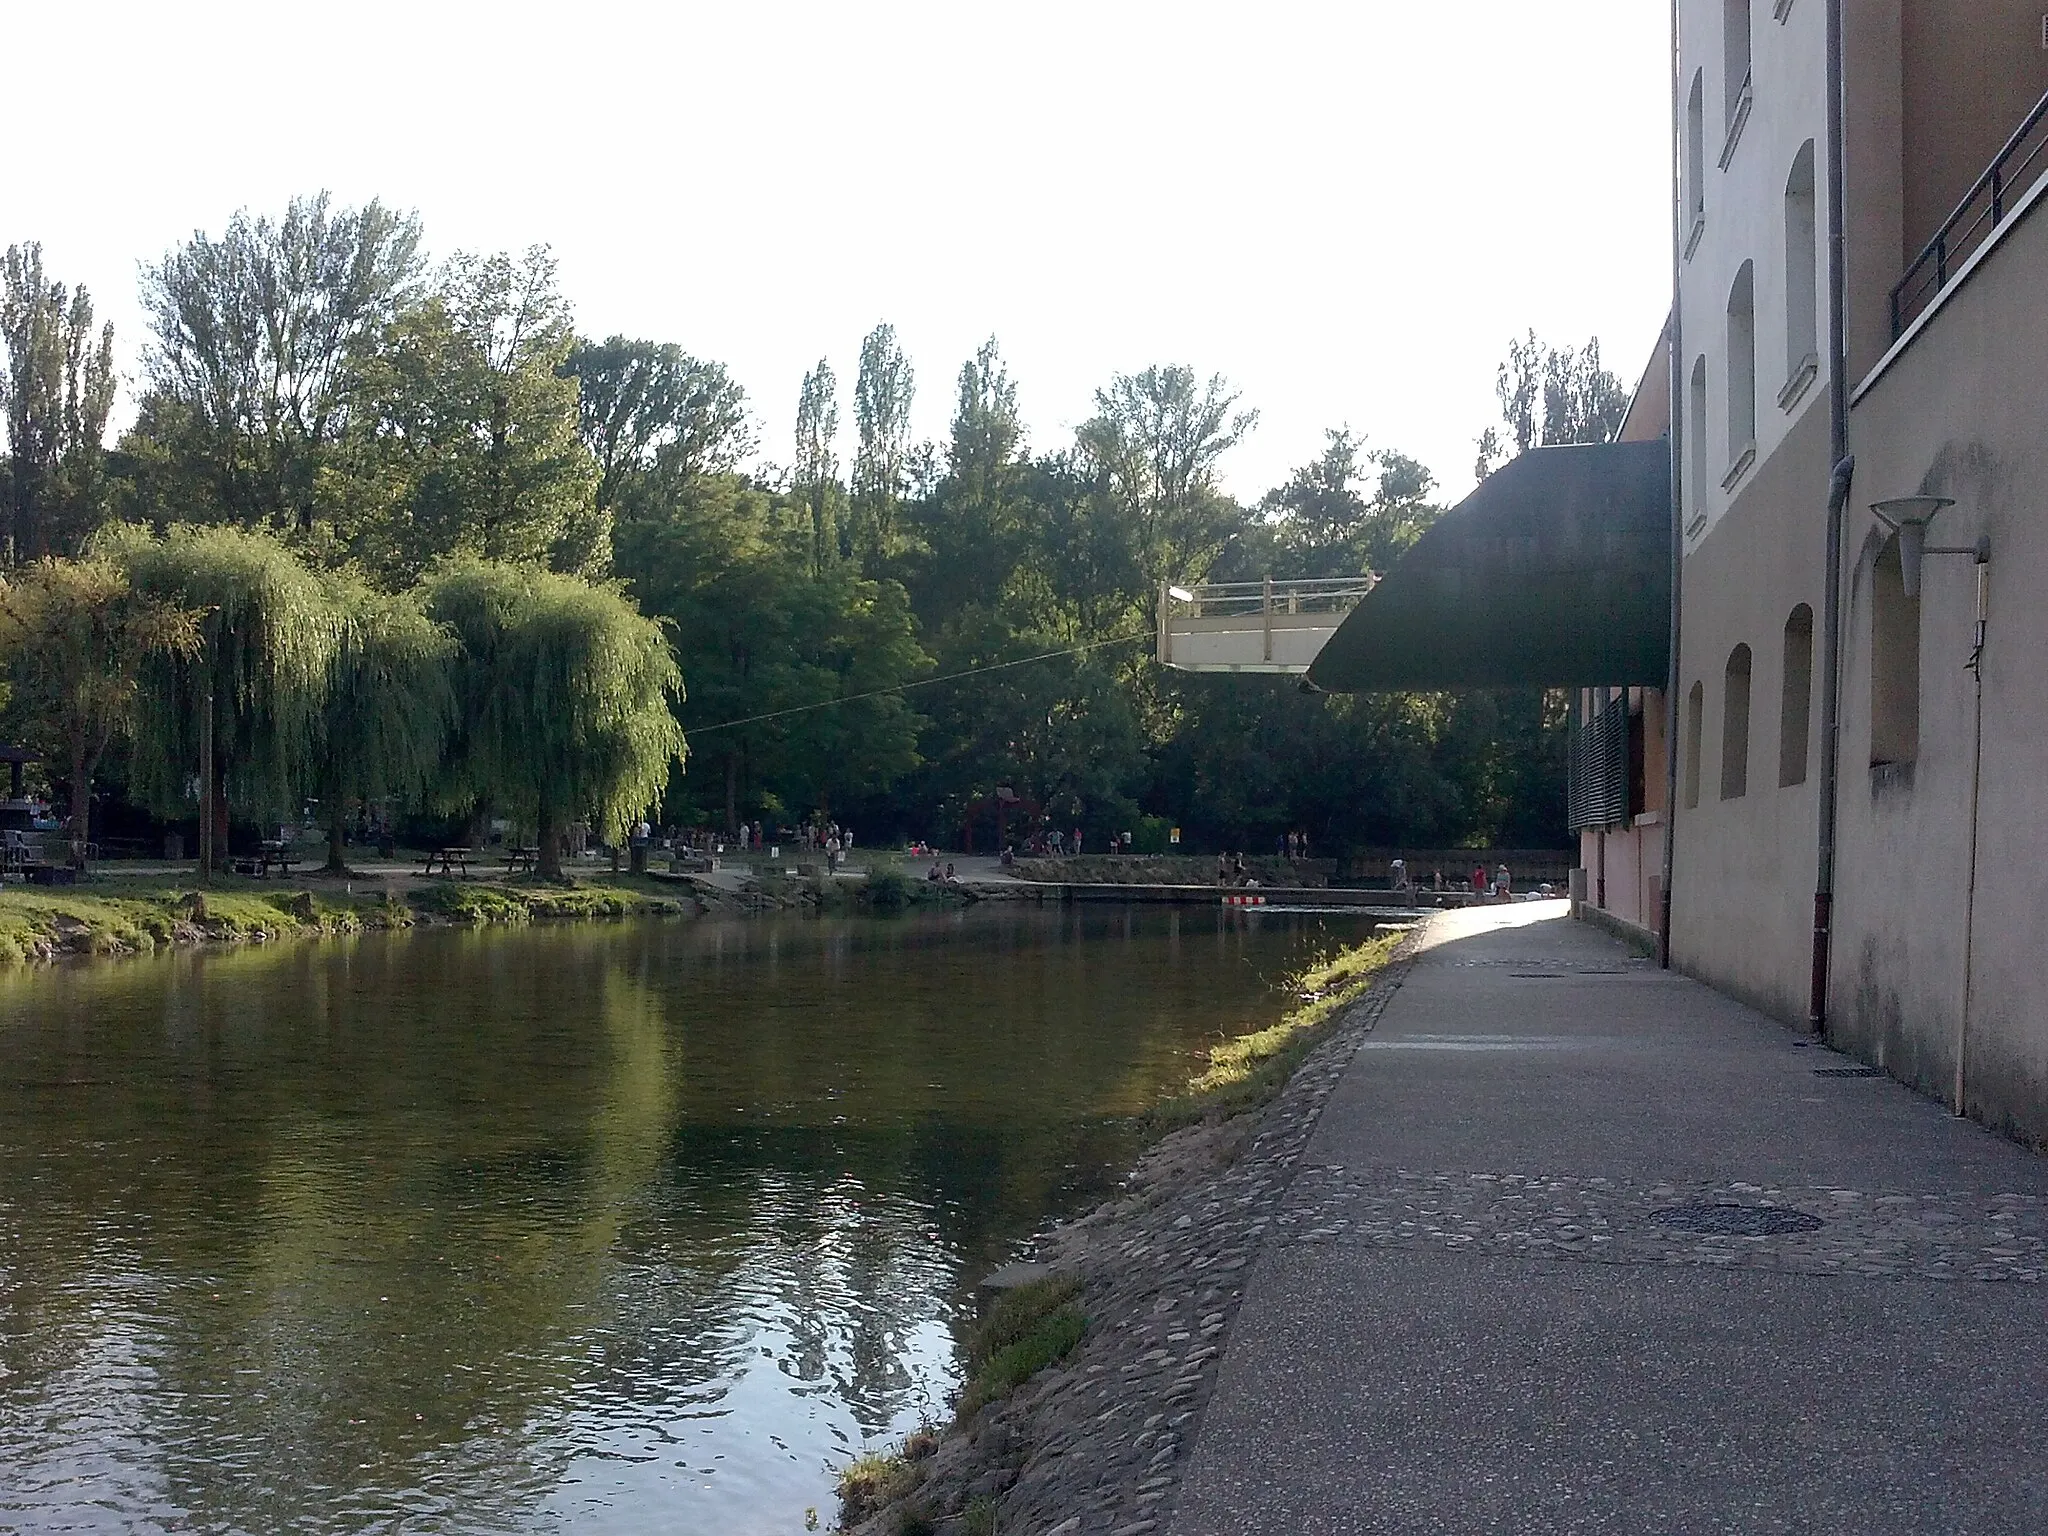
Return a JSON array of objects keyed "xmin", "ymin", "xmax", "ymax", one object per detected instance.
[
  {"xmin": 1812, "ymin": 1066, "xmax": 1886, "ymax": 1078},
  {"xmin": 1650, "ymin": 1202, "xmax": 1824, "ymax": 1237}
]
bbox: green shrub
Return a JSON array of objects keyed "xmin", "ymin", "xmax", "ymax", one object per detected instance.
[{"xmin": 864, "ymin": 866, "xmax": 911, "ymax": 912}]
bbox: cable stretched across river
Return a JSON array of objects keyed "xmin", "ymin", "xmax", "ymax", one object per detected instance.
[{"xmin": 684, "ymin": 629, "xmax": 1150, "ymax": 735}]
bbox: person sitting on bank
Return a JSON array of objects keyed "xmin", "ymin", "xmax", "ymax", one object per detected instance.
[
  {"xmin": 944, "ymin": 861, "xmax": 958, "ymax": 883},
  {"xmin": 927, "ymin": 861, "xmax": 944, "ymax": 882},
  {"xmin": 1493, "ymin": 863, "xmax": 1512, "ymax": 900}
]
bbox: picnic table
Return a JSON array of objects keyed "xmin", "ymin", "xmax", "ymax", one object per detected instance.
[
  {"xmin": 421, "ymin": 847, "xmax": 471, "ymax": 879},
  {"xmin": 231, "ymin": 840, "xmax": 299, "ymax": 878},
  {"xmin": 504, "ymin": 845, "xmax": 537, "ymax": 876}
]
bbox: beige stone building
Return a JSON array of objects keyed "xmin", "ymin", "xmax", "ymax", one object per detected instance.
[
  {"xmin": 1314, "ymin": 2, "xmax": 2048, "ymax": 1141},
  {"xmin": 1666, "ymin": 0, "xmax": 2048, "ymax": 1141}
]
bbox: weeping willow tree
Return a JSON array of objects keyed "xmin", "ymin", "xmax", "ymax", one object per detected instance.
[
  {"xmin": 425, "ymin": 561, "xmax": 685, "ymax": 879},
  {"xmin": 314, "ymin": 576, "xmax": 456, "ymax": 871},
  {"xmin": 103, "ymin": 524, "xmax": 343, "ymax": 845},
  {"xmin": 0, "ymin": 558, "xmax": 204, "ymax": 864}
]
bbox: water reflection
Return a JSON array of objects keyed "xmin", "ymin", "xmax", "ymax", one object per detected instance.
[{"xmin": 0, "ymin": 904, "xmax": 1370, "ymax": 1533}]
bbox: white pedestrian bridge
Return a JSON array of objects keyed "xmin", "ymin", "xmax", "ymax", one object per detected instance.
[{"xmin": 1155, "ymin": 577, "xmax": 1376, "ymax": 675}]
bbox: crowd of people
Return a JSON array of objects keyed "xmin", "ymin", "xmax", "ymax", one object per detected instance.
[{"xmin": 1388, "ymin": 860, "xmax": 1523, "ymax": 900}]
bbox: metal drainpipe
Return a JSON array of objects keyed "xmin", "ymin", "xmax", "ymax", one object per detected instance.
[
  {"xmin": 1810, "ymin": 0, "xmax": 1853, "ymax": 1033},
  {"xmin": 1658, "ymin": 0, "xmax": 1685, "ymax": 970}
]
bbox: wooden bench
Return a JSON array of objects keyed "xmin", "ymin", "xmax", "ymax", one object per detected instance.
[
  {"xmin": 421, "ymin": 847, "xmax": 471, "ymax": 879},
  {"xmin": 504, "ymin": 845, "xmax": 537, "ymax": 876}
]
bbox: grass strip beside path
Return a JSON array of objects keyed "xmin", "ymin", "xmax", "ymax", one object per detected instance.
[{"xmin": 1150, "ymin": 929, "xmax": 1403, "ymax": 1127}]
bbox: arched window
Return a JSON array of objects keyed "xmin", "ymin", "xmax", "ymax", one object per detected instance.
[
  {"xmin": 1721, "ymin": 645, "xmax": 1753, "ymax": 799},
  {"xmin": 1683, "ymin": 681, "xmax": 1705, "ymax": 809},
  {"xmin": 1724, "ymin": 0, "xmax": 1753, "ymax": 128},
  {"xmin": 1686, "ymin": 72, "xmax": 1707, "ymax": 247},
  {"xmin": 1780, "ymin": 604, "xmax": 1814, "ymax": 787},
  {"xmin": 1688, "ymin": 355, "xmax": 1709, "ymax": 524},
  {"xmin": 1783, "ymin": 142, "xmax": 1819, "ymax": 396},
  {"xmin": 1871, "ymin": 538, "xmax": 1920, "ymax": 765},
  {"xmin": 1726, "ymin": 263, "xmax": 1757, "ymax": 471}
]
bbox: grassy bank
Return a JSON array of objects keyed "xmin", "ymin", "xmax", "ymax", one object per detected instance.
[
  {"xmin": 0, "ymin": 871, "xmax": 690, "ymax": 964},
  {"xmin": 1150, "ymin": 930, "xmax": 1401, "ymax": 1126}
]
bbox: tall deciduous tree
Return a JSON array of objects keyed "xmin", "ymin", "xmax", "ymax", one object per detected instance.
[
  {"xmin": 426, "ymin": 561, "xmax": 684, "ymax": 879},
  {"xmin": 849, "ymin": 323, "xmax": 915, "ymax": 568},
  {"xmin": 135, "ymin": 192, "xmax": 425, "ymax": 536},
  {"xmin": 1076, "ymin": 365, "xmax": 1256, "ymax": 591},
  {"xmin": 340, "ymin": 247, "xmax": 601, "ymax": 581},
  {"xmin": 313, "ymin": 578, "xmax": 455, "ymax": 871},
  {"xmin": 1, "ymin": 244, "xmax": 116, "ymax": 559},
  {"xmin": 792, "ymin": 360, "xmax": 840, "ymax": 578},
  {"xmin": 613, "ymin": 471, "xmax": 928, "ymax": 834},
  {"xmin": 1474, "ymin": 331, "xmax": 1629, "ymax": 476},
  {"xmin": 564, "ymin": 336, "xmax": 752, "ymax": 512},
  {"xmin": 0, "ymin": 558, "xmax": 202, "ymax": 862},
  {"xmin": 1261, "ymin": 429, "xmax": 1442, "ymax": 579},
  {"xmin": 949, "ymin": 336, "xmax": 1022, "ymax": 486}
]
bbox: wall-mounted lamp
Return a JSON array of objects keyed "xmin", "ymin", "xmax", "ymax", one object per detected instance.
[{"xmin": 1869, "ymin": 495, "xmax": 1988, "ymax": 599}]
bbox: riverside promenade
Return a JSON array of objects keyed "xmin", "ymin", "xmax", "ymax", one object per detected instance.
[{"xmin": 1171, "ymin": 902, "xmax": 2048, "ymax": 1534}]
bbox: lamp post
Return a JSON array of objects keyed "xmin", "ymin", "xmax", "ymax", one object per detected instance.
[
  {"xmin": 1868, "ymin": 496, "xmax": 1989, "ymax": 599},
  {"xmin": 196, "ymin": 606, "xmax": 220, "ymax": 884}
]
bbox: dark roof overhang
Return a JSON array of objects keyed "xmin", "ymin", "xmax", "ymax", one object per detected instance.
[{"xmin": 1306, "ymin": 441, "xmax": 1672, "ymax": 692}]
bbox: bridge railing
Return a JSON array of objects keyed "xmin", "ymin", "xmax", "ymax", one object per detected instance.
[{"xmin": 1157, "ymin": 576, "xmax": 1377, "ymax": 671}]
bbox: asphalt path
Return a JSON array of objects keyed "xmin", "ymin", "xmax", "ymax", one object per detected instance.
[{"xmin": 1172, "ymin": 902, "xmax": 2048, "ymax": 1535}]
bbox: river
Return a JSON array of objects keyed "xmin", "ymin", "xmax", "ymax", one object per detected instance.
[{"xmin": 0, "ymin": 903, "xmax": 1377, "ymax": 1535}]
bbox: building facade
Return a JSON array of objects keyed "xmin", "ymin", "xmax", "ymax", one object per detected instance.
[{"xmin": 1665, "ymin": 0, "xmax": 2048, "ymax": 1139}]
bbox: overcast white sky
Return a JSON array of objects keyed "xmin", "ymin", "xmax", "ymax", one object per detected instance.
[{"xmin": 9, "ymin": 0, "xmax": 1671, "ymax": 504}]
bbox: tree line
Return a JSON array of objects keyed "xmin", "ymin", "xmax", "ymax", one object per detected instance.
[{"xmin": 0, "ymin": 193, "xmax": 1628, "ymax": 866}]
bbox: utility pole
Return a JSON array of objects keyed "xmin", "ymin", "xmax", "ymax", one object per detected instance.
[
  {"xmin": 198, "ymin": 684, "xmax": 214, "ymax": 883},
  {"xmin": 196, "ymin": 606, "xmax": 218, "ymax": 884}
]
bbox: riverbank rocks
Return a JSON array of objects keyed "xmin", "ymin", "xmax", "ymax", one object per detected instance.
[{"xmin": 843, "ymin": 930, "xmax": 1421, "ymax": 1536}]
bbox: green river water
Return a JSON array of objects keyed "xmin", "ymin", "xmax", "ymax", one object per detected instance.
[{"xmin": 0, "ymin": 903, "xmax": 1378, "ymax": 1535}]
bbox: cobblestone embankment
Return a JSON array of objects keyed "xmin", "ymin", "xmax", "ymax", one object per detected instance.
[{"xmin": 847, "ymin": 935, "xmax": 1420, "ymax": 1536}]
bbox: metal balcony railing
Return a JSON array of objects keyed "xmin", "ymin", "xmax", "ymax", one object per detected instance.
[
  {"xmin": 1156, "ymin": 577, "xmax": 1376, "ymax": 674},
  {"xmin": 1891, "ymin": 87, "xmax": 2048, "ymax": 339},
  {"xmin": 1162, "ymin": 578, "xmax": 1375, "ymax": 619}
]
